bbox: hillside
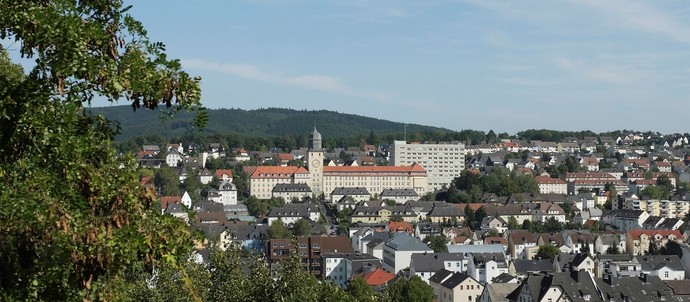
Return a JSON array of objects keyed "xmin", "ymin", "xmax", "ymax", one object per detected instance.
[{"xmin": 88, "ymin": 106, "xmax": 452, "ymax": 140}]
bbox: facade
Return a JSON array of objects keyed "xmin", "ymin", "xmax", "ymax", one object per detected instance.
[
  {"xmin": 382, "ymin": 233, "xmax": 433, "ymax": 274},
  {"xmin": 390, "ymin": 140, "xmax": 465, "ymax": 192},
  {"xmin": 625, "ymin": 230, "xmax": 683, "ymax": 256},
  {"xmin": 534, "ymin": 176, "xmax": 567, "ymax": 195},
  {"xmin": 271, "ymin": 183, "xmax": 312, "ymax": 202},
  {"xmin": 430, "ymin": 270, "xmax": 484, "ymax": 302},
  {"xmin": 248, "ymin": 166, "xmax": 310, "ymax": 199},
  {"xmin": 467, "ymin": 253, "xmax": 509, "ymax": 284},
  {"xmin": 330, "ymin": 187, "xmax": 371, "ymax": 203},
  {"xmin": 410, "ymin": 252, "xmax": 466, "ymax": 284},
  {"xmin": 207, "ymin": 180, "xmax": 238, "ymax": 206}
]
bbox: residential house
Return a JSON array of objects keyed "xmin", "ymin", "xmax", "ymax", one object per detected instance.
[
  {"xmin": 165, "ymin": 149, "xmax": 183, "ymax": 167},
  {"xmin": 595, "ymin": 274, "xmax": 675, "ymax": 302},
  {"xmin": 636, "ymin": 255, "xmax": 685, "ymax": 280},
  {"xmin": 481, "ymin": 217, "xmax": 508, "ymax": 234},
  {"xmin": 507, "ymin": 231, "xmax": 537, "ymax": 259},
  {"xmin": 271, "ymin": 183, "xmax": 312, "ymax": 202},
  {"xmin": 430, "ymin": 270, "xmax": 484, "ymax": 302},
  {"xmin": 410, "ymin": 252, "xmax": 466, "ymax": 284},
  {"xmin": 428, "ymin": 206, "xmax": 464, "ymax": 224},
  {"xmin": 350, "ymin": 205, "xmax": 417, "ymax": 224},
  {"xmin": 330, "ymin": 187, "xmax": 371, "ymax": 203},
  {"xmin": 321, "ymin": 252, "xmax": 381, "ymax": 286},
  {"xmin": 379, "ymin": 188, "xmax": 420, "ymax": 204},
  {"xmin": 207, "ymin": 180, "xmax": 238, "ymax": 206},
  {"xmin": 534, "ymin": 176, "xmax": 568, "ymax": 195},
  {"xmin": 625, "ymin": 229, "xmax": 683, "ymax": 255},
  {"xmin": 266, "ymin": 203, "xmax": 321, "ymax": 226},
  {"xmin": 467, "ymin": 253, "xmax": 510, "ymax": 284},
  {"xmin": 601, "ymin": 209, "xmax": 649, "ymax": 232},
  {"xmin": 594, "ymin": 254, "xmax": 639, "ymax": 278},
  {"xmin": 509, "ymin": 259, "xmax": 554, "ymax": 280},
  {"xmin": 478, "ymin": 283, "xmax": 520, "ymax": 302},
  {"xmin": 563, "ymin": 231, "xmax": 595, "ymax": 254},
  {"xmin": 361, "ymin": 267, "xmax": 396, "ymax": 288},
  {"xmin": 594, "ymin": 233, "xmax": 626, "ymax": 255},
  {"xmin": 506, "ymin": 271, "xmax": 600, "ymax": 302}
]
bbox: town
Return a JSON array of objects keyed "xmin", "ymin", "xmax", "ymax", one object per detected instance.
[{"xmin": 141, "ymin": 128, "xmax": 690, "ymax": 301}]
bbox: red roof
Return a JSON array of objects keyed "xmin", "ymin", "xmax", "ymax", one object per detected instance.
[
  {"xmin": 323, "ymin": 163, "xmax": 426, "ymax": 174},
  {"xmin": 388, "ymin": 221, "xmax": 413, "ymax": 233},
  {"xmin": 160, "ymin": 196, "xmax": 181, "ymax": 210},
  {"xmin": 250, "ymin": 166, "xmax": 309, "ymax": 178},
  {"xmin": 535, "ymin": 176, "xmax": 567, "ymax": 185},
  {"xmin": 275, "ymin": 153, "xmax": 294, "ymax": 161},
  {"xmin": 363, "ymin": 268, "xmax": 395, "ymax": 286},
  {"xmin": 215, "ymin": 169, "xmax": 234, "ymax": 179}
]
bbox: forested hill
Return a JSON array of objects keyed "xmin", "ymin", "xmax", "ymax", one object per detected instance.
[{"xmin": 88, "ymin": 106, "xmax": 452, "ymax": 140}]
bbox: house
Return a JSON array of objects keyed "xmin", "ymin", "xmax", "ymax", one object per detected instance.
[
  {"xmin": 601, "ymin": 209, "xmax": 649, "ymax": 232},
  {"xmin": 594, "ymin": 233, "xmax": 626, "ymax": 255},
  {"xmin": 509, "ymin": 259, "xmax": 554, "ymax": 280},
  {"xmin": 350, "ymin": 205, "xmax": 417, "ymax": 224},
  {"xmin": 266, "ymin": 203, "xmax": 321, "ymax": 226},
  {"xmin": 379, "ymin": 188, "xmax": 419, "ymax": 204},
  {"xmin": 215, "ymin": 169, "xmax": 233, "ymax": 182},
  {"xmin": 266, "ymin": 236, "xmax": 353, "ymax": 279},
  {"xmin": 219, "ymin": 223, "xmax": 268, "ymax": 251},
  {"xmin": 635, "ymin": 255, "xmax": 685, "ymax": 280},
  {"xmin": 563, "ymin": 231, "xmax": 595, "ymax": 254},
  {"xmin": 381, "ymin": 233, "xmax": 433, "ymax": 274},
  {"xmin": 507, "ymin": 231, "xmax": 537, "ymax": 259},
  {"xmin": 430, "ymin": 270, "xmax": 484, "ymax": 302},
  {"xmin": 362, "ymin": 267, "xmax": 395, "ymax": 287},
  {"xmin": 595, "ymin": 274, "xmax": 675, "ymax": 302},
  {"xmin": 387, "ymin": 221, "xmax": 414, "ymax": 235},
  {"xmin": 410, "ymin": 252, "xmax": 466, "ymax": 284},
  {"xmin": 428, "ymin": 206, "xmax": 464, "ymax": 224},
  {"xmin": 321, "ymin": 252, "xmax": 381, "ymax": 286},
  {"xmin": 478, "ymin": 283, "xmax": 520, "ymax": 302},
  {"xmin": 506, "ymin": 271, "xmax": 599, "ymax": 302},
  {"xmin": 481, "ymin": 217, "xmax": 508, "ymax": 234},
  {"xmin": 594, "ymin": 254, "xmax": 639, "ymax": 278},
  {"xmin": 271, "ymin": 183, "xmax": 312, "ymax": 202},
  {"xmin": 165, "ymin": 149, "xmax": 183, "ymax": 167},
  {"xmin": 330, "ymin": 187, "xmax": 371, "ymax": 203},
  {"xmin": 164, "ymin": 203, "xmax": 189, "ymax": 223},
  {"xmin": 199, "ymin": 168, "xmax": 214, "ymax": 184},
  {"xmin": 415, "ymin": 222, "xmax": 443, "ymax": 242},
  {"xmin": 536, "ymin": 233, "xmax": 569, "ymax": 253},
  {"xmin": 467, "ymin": 253, "xmax": 509, "ymax": 284},
  {"xmin": 207, "ymin": 180, "xmax": 238, "ymax": 206},
  {"xmin": 625, "ymin": 229, "xmax": 683, "ymax": 255}
]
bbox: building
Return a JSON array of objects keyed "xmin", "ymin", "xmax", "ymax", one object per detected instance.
[
  {"xmin": 430, "ymin": 270, "xmax": 484, "ymax": 302},
  {"xmin": 534, "ymin": 176, "xmax": 568, "ymax": 195},
  {"xmin": 207, "ymin": 180, "xmax": 238, "ymax": 206},
  {"xmin": 250, "ymin": 129, "xmax": 429, "ymax": 199},
  {"xmin": 410, "ymin": 252, "xmax": 466, "ymax": 284},
  {"xmin": 390, "ymin": 140, "xmax": 465, "ymax": 192},
  {"xmin": 266, "ymin": 236, "xmax": 353, "ymax": 279},
  {"xmin": 382, "ymin": 233, "xmax": 433, "ymax": 274},
  {"xmin": 321, "ymin": 252, "xmax": 381, "ymax": 286},
  {"xmin": 467, "ymin": 253, "xmax": 509, "ymax": 284},
  {"xmin": 625, "ymin": 229, "xmax": 683, "ymax": 256},
  {"xmin": 271, "ymin": 183, "xmax": 312, "ymax": 202},
  {"xmin": 330, "ymin": 187, "xmax": 371, "ymax": 203}
]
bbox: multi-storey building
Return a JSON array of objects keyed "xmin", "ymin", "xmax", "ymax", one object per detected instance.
[
  {"xmin": 534, "ymin": 176, "xmax": 567, "ymax": 195},
  {"xmin": 249, "ymin": 129, "xmax": 428, "ymax": 199},
  {"xmin": 390, "ymin": 140, "xmax": 465, "ymax": 192},
  {"xmin": 266, "ymin": 236, "xmax": 353, "ymax": 279}
]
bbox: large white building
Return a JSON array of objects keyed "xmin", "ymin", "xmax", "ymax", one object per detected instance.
[
  {"xmin": 390, "ymin": 140, "xmax": 465, "ymax": 192},
  {"xmin": 249, "ymin": 129, "xmax": 429, "ymax": 199}
]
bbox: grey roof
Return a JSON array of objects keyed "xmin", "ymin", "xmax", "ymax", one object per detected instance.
[
  {"xmin": 165, "ymin": 203, "xmax": 186, "ymax": 214},
  {"xmin": 447, "ymin": 244, "xmax": 506, "ymax": 256},
  {"xmin": 483, "ymin": 283, "xmax": 520, "ymax": 302},
  {"xmin": 635, "ymin": 255, "xmax": 685, "ymax": 271},
  {"xmin": 331, "ymin": 187, "xmax": 370, "ymax": 195},
  {"xmin": 411, "ymin": 253, "xmax": 465, "ymax": 273},
  {"xmin": 219, "ymin": 180, "xmax": 237, "ymax": 191},
  {"xmin": 440, "ymin": 272, "xmax": 473, "ymax": 290},
  {"xmin": 428, "ymin": 206, "xmax": 462, "ymax": 217},
  {"xmin": 596, "ymin": 234, "xmax": 620, "ymax": 246},
  {"xmin": 512, "ymin": 259, "xmax": 554, "ymax": 273},
  {"xmin": 429, "ymin": 269, "xmax": 453, "ymax": 284},
  {"xmin": 492, "ymin": 273, "xmax": 518, "ymax": 284},
  {"xmin": 471, "ymin": 253, "xmax": 508, "ymax": 267},
  {"xmin": 406, "ymin": 200, "xmax": 450, "ymax": 214},
  {"xmin": 384, "ymin": 233, "xmax": 433, "ymax": 252},
  {"xmin": 272, "ymin": 183, "xmax": 311, "ymax": 193},
  {"xmin": 267, "ymin": 203, "xmax": 319, "ymax": 217},
  {"xmin": 227, "ymin": 224, "xmax": 268, "ymax": 240},
  {"xmin": 380, "ymin": 188, "xmax": 419, "ymax": 198},
  {"xmin": 595, "ymin": 275, "xmax": 674, "ymax": 302}
]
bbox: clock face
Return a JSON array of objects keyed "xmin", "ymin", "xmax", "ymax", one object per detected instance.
[{"xmin": 311, "ymin": 159, "xmax": 321, "ymax": 168}]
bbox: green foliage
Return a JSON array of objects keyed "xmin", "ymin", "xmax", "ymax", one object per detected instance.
[
  {"xmin": 606, "ymin": 244, "xmax": 620, "ymax": 255},
  {"xmin": 451, "ymin": 168, "xmax": 539, "ymax": 203},
  {"xmin": 267, "ymin": 220, "xmax": 292, "ymax": 239},
  {"xmin": 382, "ymin": 276, "xmax": 433, "ymax": 302},
  {"xmin": 516, "ymin": 129, "xmax": 598, "ymax": 142},
  {"xmin": 659, "ymin": 240, "xmax": 683, "ymax": 258},
  {"xmin": 243, "ymin": 196, "xmax": 285, "ymax": 217},
  {"xmin": 536, "ymin": 245, "xmax": 559, "ymax": 260},
  {"xmin": 156, "ymin": 165, "xmax": 181, "ymax": 196},
  {"xmin": 0, "ymin": 1, "xmax": 202, "ymax": 298},
  {"xmin": 293, "ymin": 218, "xmax": 313, "ymax": 237},
  {"xmin": 423, "ymin": 235, "xmax": 448, "ymax": 253},
  {"xmin": 347, "ymin": 276, "xmax": 377, "ymax": 302},
  {"xmin": 507, "ymin": 216, "xmax": 519, "ymax": 230},
  {"xmin": 640, "ymin": 185, "xmax": 669, "ymax": 200}
]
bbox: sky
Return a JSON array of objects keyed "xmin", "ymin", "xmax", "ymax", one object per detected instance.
[{"xmin": 8, "ymin": 1, "xmax": 690, "ymax": 134}]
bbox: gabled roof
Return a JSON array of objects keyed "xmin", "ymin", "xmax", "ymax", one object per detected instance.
[
  {"xmin": 440, "ymin": 272, "xmax": 475, "ymax": 290},
  {"xmin": 362, "ymin": 267, "xmax": 395, "ymax": 286},
  {"xmin": 635, "ymin": 255, "xmax": 685, "ymax": 271},
  {"xmin": 411, "ymin": 253, "xmax": 465, "ymax": 273},
  {"xmin": 215, "ymin": 169, "xmax": 233, "ymax": 178},
  {"xmin": 627, "ymin": 229, "xmax": 682, "ymax": 240},
  {"xmin": 429, "ymin": 269, "xmax": 453, "ymax": 284},
  {"xmin": 512, "ymin": 259, "xmax": 554, "ymax": 273},
  {"xmin": 384, "ymin": 233, "xmax": 432, "ymax": 252}
]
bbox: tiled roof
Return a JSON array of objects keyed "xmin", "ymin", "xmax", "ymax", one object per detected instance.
[
  {"xmin": 363, "ymin": 267, "xmax": 395, "ymax": 286},
  {"xmin": 534, "ymin": 176, "xmax": 567, "ymax": 185},
  {"xmin": 627, "ymin": 229, "xmax": 682, "ymax": 240},
  {"xmin": 215, "ymin": 169, "xmax": 233, "ymax": 178},
  {"xmin": 249, "ymin": 166, "xmax": 309, "ymax": 178}
]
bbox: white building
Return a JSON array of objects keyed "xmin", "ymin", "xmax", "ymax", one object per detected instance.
[
  {"xmin": 207, "ymin": 180, "xmax": 238, "ymax": 206},
  {"xmin": 534, "ymin": 176, "xmax": 568, "ymax": 195},
  {"xmin": 382, "ymin": 233, "xmax": 433, "ymax": 274},
  {"xmin": 391, "ymin": 140, "xmax": 465, "ymax": 192},
  {"xmin": 165, "ymin": 149, "xmax": 183, "ymax": 167},
  {"xmin": 466, "ymin": 253, "xmax": 509, "ymax": 284}
]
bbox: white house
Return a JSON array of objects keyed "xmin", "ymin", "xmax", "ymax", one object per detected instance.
[
  {"xmin": 266, "ymin": 203, "xmax": 321, "ymax": 226},
  {"xmin": 466, "ymin": 253, "xmax": 509, "ymax": 284},
  {"xmin": 165, "ymin": 149, "xmax": 183, "ymax": 167},
  {"xmin": 382, "ymin": 233, "xmax": 433, "ymax": 274},
  {"xmin": 430, "ymin": 270, "xmax": 484, "ymax": 302}
]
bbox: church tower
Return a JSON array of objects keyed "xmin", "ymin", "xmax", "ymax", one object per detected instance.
[{"xmin": 307, "ymin": 127, "xmax": 324, "ymax": 198}]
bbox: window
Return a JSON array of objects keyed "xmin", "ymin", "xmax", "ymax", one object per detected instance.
[{"xmin": 665, "ymin": 271, "xmax": 669, "ymax": 278}]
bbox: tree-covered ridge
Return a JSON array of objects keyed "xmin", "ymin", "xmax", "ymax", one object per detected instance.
[{"xmin": 90, "ymin": 105, "xmax": 452, "ymax": 140}]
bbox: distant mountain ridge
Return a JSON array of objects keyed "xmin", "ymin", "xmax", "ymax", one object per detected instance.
[{"xmin": 88, "ymin": 106, "xmax": 452, "ymax": 140}]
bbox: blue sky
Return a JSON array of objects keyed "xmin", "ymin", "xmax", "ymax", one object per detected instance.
[{"xmin": 9, "ymin": 1, "xmax": 690, "ymax": 134}]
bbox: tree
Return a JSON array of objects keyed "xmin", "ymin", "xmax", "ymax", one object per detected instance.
[
  {"xmin": 157, "ymin": 165, "xmax": 182, "ymax": 196},
  {"xmin": 293, "ymin": 218, "xmax": 313, "ymax": 237},
  {"xmin": 508, "ymin": 216, "xmax": 519, "ymax": 230},
  {"xmin": 606, "ymin": 245, "xmax": 620, "ymax": 255},
  {"xmin": 423, "ymin": 235, "xmax": 448, "ymax": 253},
  {"xmin": 536, "ymin": 245, "xmax": 559, "ymax": 260},
  {"xmin": 267, "ymin": 219, "xmax": 292, "ymax": 239},
  {"xmin": 543, "ymin": 217, "xmax": 563, "ymax": 233},
  {"xmin": 522, "ymin": 219, "xmax": 533, "ymax": 231},
  {"xmin": 464, "ymin": 206, "xmax": 475, "ymax": 228},
  {"xmin": 382, "ymin": 276, "xmax": 433, "ymax": 302},
  {"xmin": 648, "ymin": 241, "xmax": 659, "ymax": 255},
  {"xmin": 0, "ymin": 1, "xmax": 204, "ymax": 299},
  {"xmin": 660, "ymin": 240, "xmax": 683, "ymax": 258},
  {"xmin": 347, "ymin": 276, "xmax": 376, "ymax": 302}
]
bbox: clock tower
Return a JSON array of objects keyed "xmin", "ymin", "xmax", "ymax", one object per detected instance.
[{"xmin": 307, "ymin": 127, "xmax": 324, "ymax": 198}]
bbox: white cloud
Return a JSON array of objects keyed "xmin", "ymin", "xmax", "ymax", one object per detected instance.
[
  {"xmin": 182, "ymin": 58, "xmax": 393, "ymax": 102},
  {"xmin": 554, "ymin": 57, "xmax": 650, "ymax": 85}
]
